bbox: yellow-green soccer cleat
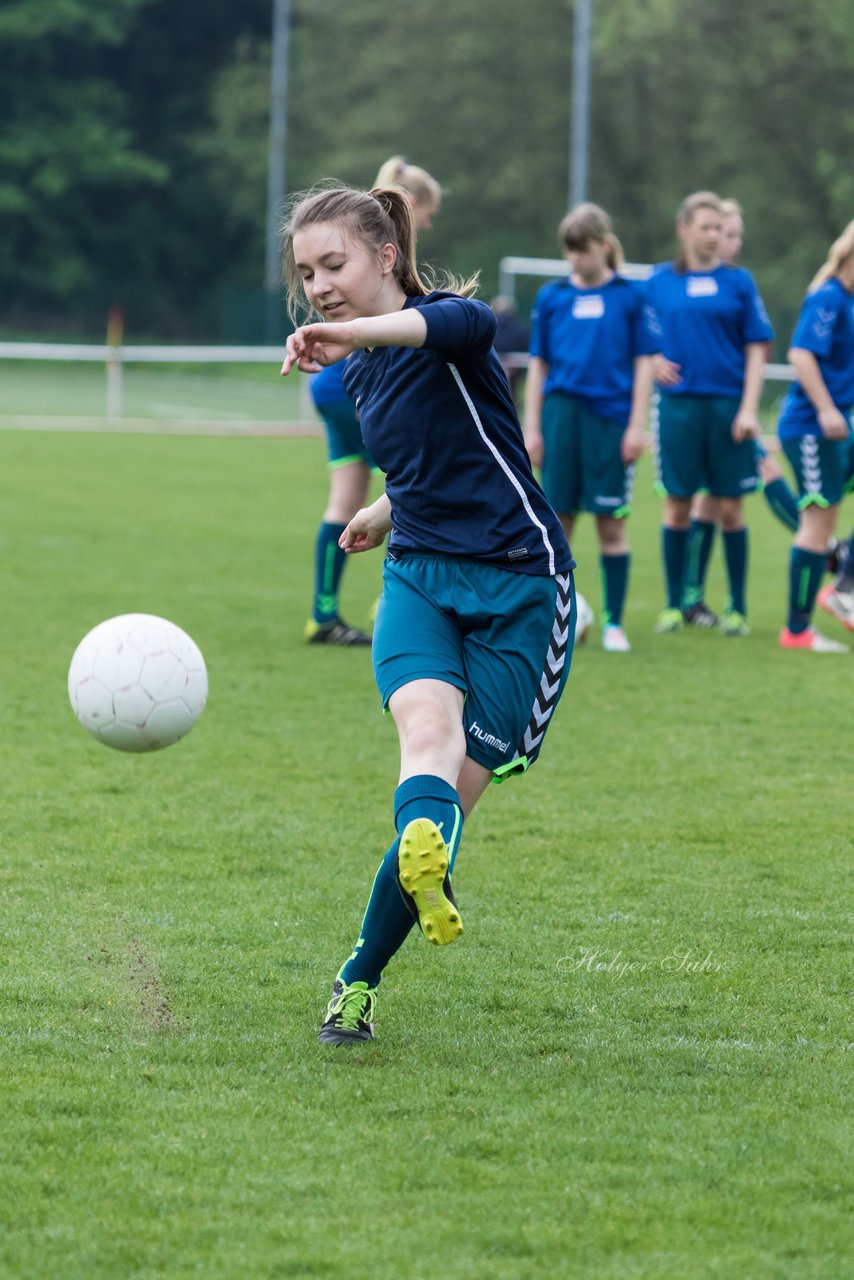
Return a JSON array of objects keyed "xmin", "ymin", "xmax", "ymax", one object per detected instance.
[{"xmin": 397, "ymin": 819, "xmax": 463, "ymax": 946}]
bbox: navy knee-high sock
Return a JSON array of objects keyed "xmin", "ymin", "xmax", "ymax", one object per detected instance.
[
  {"xmin": 763, "ymin": 479, "xmax": 800, "ymax": 534},
  {"xmin": 787, "ymin": 547, "xmax": 826, "ymax": 633},
  {"xmin": 312, "ymin": 521, "xmax": 347, "ymax": 624},
  {"xmin": 662, "ymin": 526, "xmax": 689, "ymax": 610},
  {"xmin": 722, "ymin": 527, "xmax": 748, "ymax": 616},
  {"xmin": 683, "ymin": 520, "xmax": 716, "ymax": 608},
  {"xmin": 394, "ymin": 774, "xmax": 464, "ymax": 870},
  {"xmin": 338, "ymin": 837, "xmax": 414, "ymax": 988},
  {"xmin": 338, "ymin": 775, "xmax": 464, "ymax": 988},
  {"xmin": 600, "ymin": 552, "xmax": 630, "ymax": 627}
]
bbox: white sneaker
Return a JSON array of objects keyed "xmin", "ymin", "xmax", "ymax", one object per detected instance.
[
  {"xmin": 817, "ymin": 584, "xmax": 854, "ymax": 633},
  {"xmin": 603, "ymin": 624, "xmax": 631, "ymax": 652}
]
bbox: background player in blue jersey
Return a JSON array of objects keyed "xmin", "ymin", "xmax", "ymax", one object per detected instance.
[
  {"xmin": 777, "ymin": 221, "xmax": 854, "ymax": 653},
  {"xmin": 524, "ymin": 203, "xmax": 654, "ymax": 652},
  {"xmin": 305, "ymin": 158, "xmax": 442, "ymax": 646},
  {"xmin": 679, "ymin": 199, "xmax": 800, "ymax": 627},
  {"xmin": 645, "ymin": 190, "xmax": 773, "ymax": 636},
  {"xmin": 281, "ymin": 185, "xmax": 575, "ymax": 1046}
]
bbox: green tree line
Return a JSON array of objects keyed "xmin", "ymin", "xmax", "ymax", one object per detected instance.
[{"xmin": 1, "ymin": 0, "xmax": 851, "ymax": 345}]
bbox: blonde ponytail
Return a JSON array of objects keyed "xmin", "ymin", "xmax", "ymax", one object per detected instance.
[
  {"xmin": 281, "ymin": 183, "xmax": 478, "ymax": 324},
  {"xmin": 809, "ymin": 220, "xmax": 854, "ymax": 291}
]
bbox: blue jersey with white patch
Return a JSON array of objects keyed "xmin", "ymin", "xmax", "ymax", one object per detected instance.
[
  {"xmin": 342, "ymin": 292, "xmax": 573, "ymax": 576},
  {"xmin": 778, "ymin": 277, "xmax": 854, "ymax": 439},
  {"xmin": 530, "ymin": 274, "xmax": 655, "ymax": 424},
  {"xmin": 644, "ymin": 263, "xmax": 773, "ymax": 397}
]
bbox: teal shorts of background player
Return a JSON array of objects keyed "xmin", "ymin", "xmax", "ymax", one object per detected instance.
[
  {"xmin": 372, "ymin": 554, "xmax": 575, "ymax": 782},
  {"xmin": 657, "ymin": 393, "xmax": 759, "ymax": 499},
  {"xmin": 540, "ymin": 392, "xmax": 634, "ymax": 518},
  {"xmin": 781, "ymin": 431, "xmax": 854, "ymax": 509},
  {"xmin": 319, "ymin": 399, "xmax": 376, "ymax": 470}
]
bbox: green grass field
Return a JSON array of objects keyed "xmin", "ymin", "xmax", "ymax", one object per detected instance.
[
  {"xmin": 1, "ymin": 425, "xmax": 851, "ymax": 1279},
  {"xmin": 0, "ymin": 360, "xmax": 311, "ymax": 425}
]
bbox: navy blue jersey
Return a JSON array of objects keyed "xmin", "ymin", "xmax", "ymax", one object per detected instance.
[
  {"xmin": 644, "ymin": 263, "xmax": 773, "ymax": 397},
  {"xmin": 310, "ymin": 361, "xmax": 350, "ymax": 408},
  {"xmin": 342, "ymin": 292, "xmax": 573, "ymax": 576},
  {"xmin": 778, "ymin": 277, "xmax": 854, "ymax": 439},
  {"xmin": 530, "ymin": 274, "xmax": 655, "ymax": 424}
]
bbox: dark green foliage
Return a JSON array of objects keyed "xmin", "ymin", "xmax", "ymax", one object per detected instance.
[{"xmin": 1, "ymin": 1, "xmax": 852, "ymax": 341}]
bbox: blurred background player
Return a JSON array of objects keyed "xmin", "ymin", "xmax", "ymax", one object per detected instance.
[
  {"xmin": 524, "ymin": 203, "xmax": 653, "ymax": 652},
  {"xmin": 304, "ymin": 157, "xmax": 442, "ymax": 645},
  {"xmin": 680, "ymin": 199, "xmax": 801, "ymax": 626},
  {"xmin": 778, "ymin": 221, "xmax": 854, "ymax": 652},
  {"xmin": 645, "ymin": 190, "xmax": 773, "ymax": 636},
  {"xmin": 281, "ymin": 185, "xmax": 574, "ymax": 1045},
  {"xmin": 490, "ymin": 294, "xmax": 529, "ymax": 407}
]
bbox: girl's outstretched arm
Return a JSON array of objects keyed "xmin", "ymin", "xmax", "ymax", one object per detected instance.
[{"xmin": 281, "ymin": 311, "xmax": 428, "ymax": 376}]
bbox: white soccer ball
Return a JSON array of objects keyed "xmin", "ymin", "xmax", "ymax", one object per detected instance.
[
  {"xmin": 574, "ymin": 592, "xmax": 595, "ymax": 645},
  {"xmin": 68, "ymin": 614, "xmax": 208, "ymax": 753}
]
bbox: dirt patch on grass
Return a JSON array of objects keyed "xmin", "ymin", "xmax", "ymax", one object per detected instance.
[{"xmin": 128, "ymin": 938, "xmax": 183, "ymax": 1032}]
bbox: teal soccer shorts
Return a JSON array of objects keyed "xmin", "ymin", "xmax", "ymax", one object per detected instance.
[
  {"xmin": 318, "ymin": 400, "xmax": 374, "ymax": 469},
  {"xmin": 541, "ymin": 392, "xmax": 635, "ymax": 518},
  {"xmin": 372, "ymin": 554, "xmax": 575, "ymax": 782},
  {"xmin": 781, "ymin": 430, "xmax": 854, "ymax": 508},
  {"xmin": 657, "ymin": 394, "xmax": 759, "ymax": 499}
]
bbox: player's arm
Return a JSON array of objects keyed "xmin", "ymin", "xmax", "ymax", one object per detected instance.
[
  {"xmin": 281, "ymin": 311, "xmax": 428, "ymax": 375},
  {"xmin": 339, "ymin": 491, "xmax": 393, "ymax": 554},
  {"xmin": 732, "ymin": 342, "xmax": 767, "ymax": 440},
  {"xmin": 623, "ymin": 355, "xmax": 653, "ymax": 464},
  {"xmin": 788, "ymin": 347, "xmax": 849, "ymax": 440},
  {"xmin": 523, "ymin": 356, "xmax": 548, "ymax": 467}
]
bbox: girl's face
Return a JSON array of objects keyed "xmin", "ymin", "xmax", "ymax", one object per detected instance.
[
  {"xmin": 410, "ymin": 196, "xmax": 440, "ymax": 233},
  {"xmin": 566, "ymin": 238, "xmax": 611, "ymax": 285},
  {"xmin": 678, "ymin": 207, "xmax": 722, "ymax": 267},
  {"xmin": 719, "ymin": 215, "xmax": 744, "ymax": 265},
  {"xmin": 293, "ymin": 221, "xmax": 397, "ymax": 320}
]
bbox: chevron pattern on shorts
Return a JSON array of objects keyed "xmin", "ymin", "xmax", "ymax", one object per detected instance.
[
  {"xmin": 520, "ymin": 573, "xmax": 571, "ymax": 761},
  {"xmin": 800, "ymin": 436, "xmax": 822, "ymax": 495}
]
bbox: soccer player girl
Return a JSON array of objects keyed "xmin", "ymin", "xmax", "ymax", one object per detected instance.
[
  {"xmin": 777, "ymin": 220, "xmax": 854, "ymax": 652},
  {"xmin": 644, "ymin": 190, "xmax": 773, "ymax": 636},
  {"xmin": 304, "ymin": 158, "xmax": 442, "ymax": 646},
  {"xmin": 524, "ymin": 203, "xmax": 654, "ymax": 653},
  {"xmin": 680, "ymin": 199, "xmax": 800, "ymax": 627},
  {"xmin": 280, "ymin": 185, "xmax": 576, "ymax": 1045}
]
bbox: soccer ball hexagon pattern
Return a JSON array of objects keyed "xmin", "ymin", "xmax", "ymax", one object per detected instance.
[
  {"xmin": 574, "ymin": 592, "xmax": 594, "ymax": 645},
  {"xmin": 68, "ymin": 614, "xmax": 208, "ymax": 752}
]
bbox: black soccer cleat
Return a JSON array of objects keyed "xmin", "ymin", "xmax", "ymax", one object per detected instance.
[
  {"xmin": 682, "ymin": 601, "xmax": 719, "ymax": 629},
  {"xmin": 318, "ymin": 979, "xmax": 376, "ymax": 1045},
  {"xmin": 305, "ymin": 618, "xmax": 371, "ymax": 646}
]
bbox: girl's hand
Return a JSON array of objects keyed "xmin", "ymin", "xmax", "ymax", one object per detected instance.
[
  {"xmin": 524, "ymin": 426, "xmax": 544, "ymax": 468},
  {"xmin": 621, "ymin": 423, "xmax": 645, "ymax": 464},
  {"xmin": 732, "ymin": 409, "xmax": 760, "ymax": 442},
  {"xmin": 653, "ymin": 355, "xmax": 681, "ymax": 387},
  {"xmin": 818, "ymin": 405, "xmax": 850, "ymax": 440},
  {"xmin": 339, "ymin": 507, "xmax": 390, "ymax": 555},
  {"xmin": 280, "ymin": 323, "xmax": 359, "ymax": 376}
]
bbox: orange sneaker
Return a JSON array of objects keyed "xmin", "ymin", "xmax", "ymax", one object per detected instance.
[{"xmin": 778, "ymin": 626, "xmax": 849, "ymax": 653}]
